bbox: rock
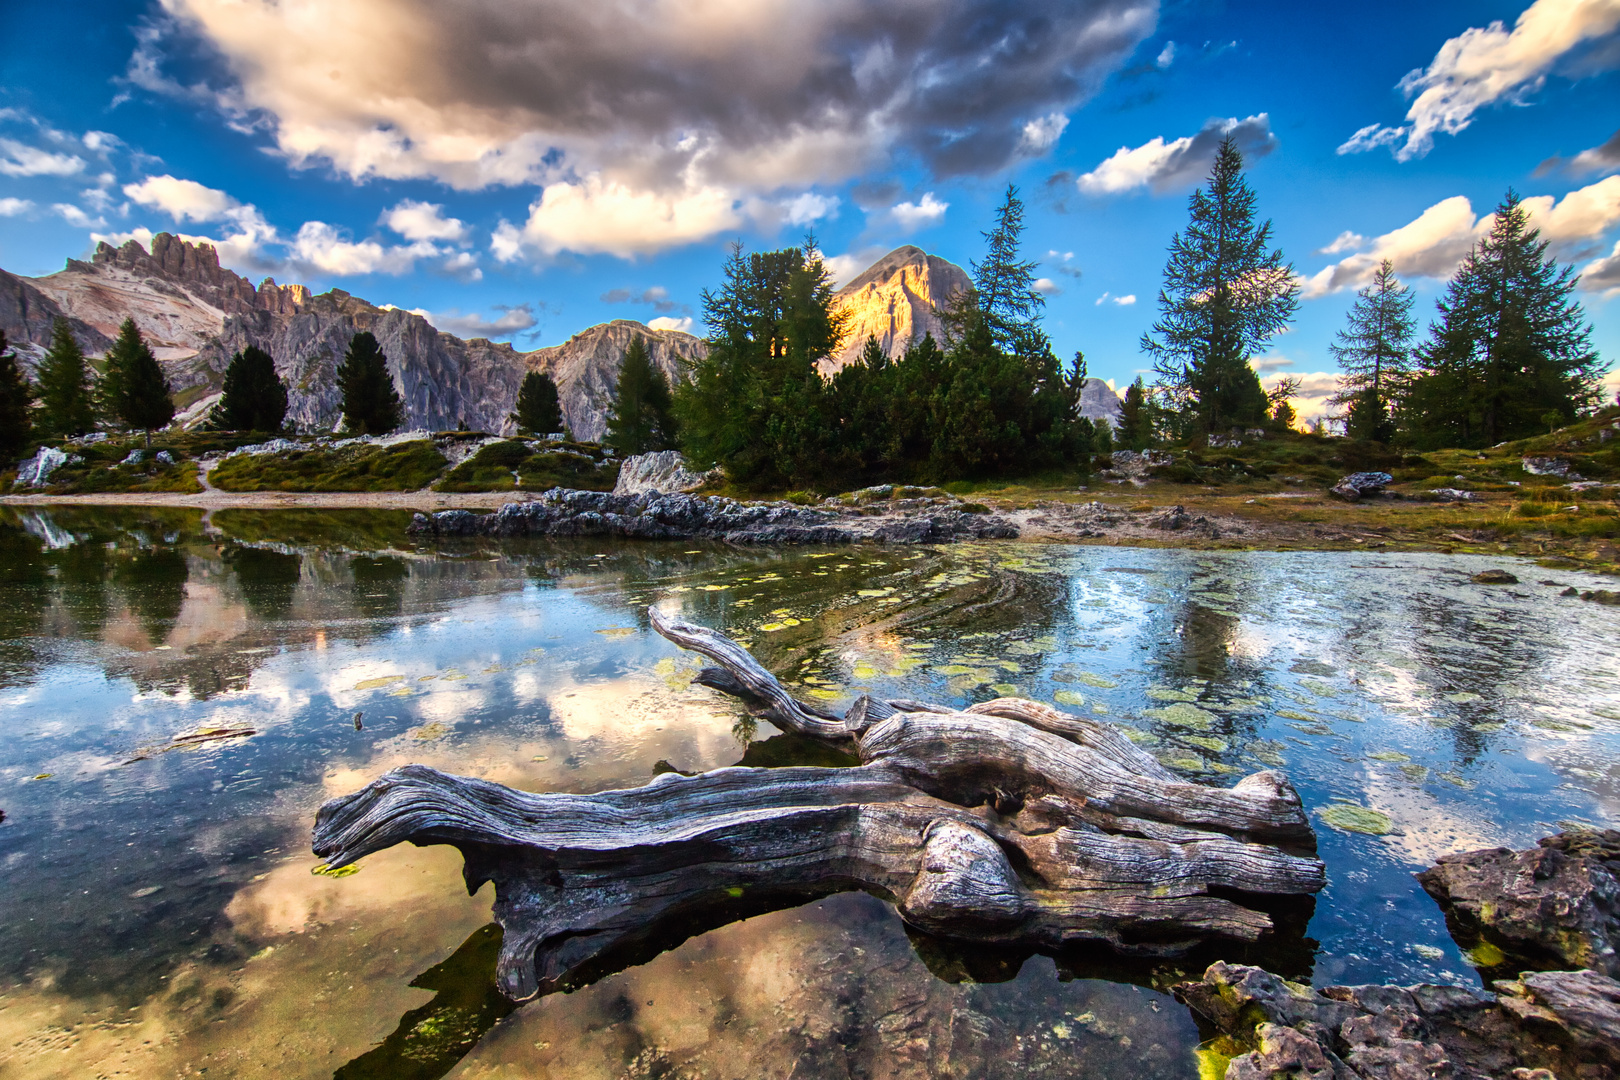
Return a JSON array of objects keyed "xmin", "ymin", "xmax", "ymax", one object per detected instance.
[
  {"xmin": 1100, "ymin": 449, "xmax": 1173, "ymax": 484},
  {"xmin": 1074, "ymin": 378, "xmax": 1124, "ymax": 429},
  {"xmin": 1496, "ymin": 969, "xmax": 1620, "ymax": 1065},
  {"xmin": 1329, "ymin": 483, "xmax": 1362, "ymax": 502},
  {"xmin": 1471, "ymin": 570, "xmax": 1519, "ymax": 584},
  {"xmin": 121, "ymin": 449, "xmax": 146, "ymax": 465},
  {"xmin": 154, "ymin": 450, "xmax": 175, "ymax": 465},
  {"xmin": 1562, "ymin": 587, "xmax": 1580, "ymax": 597},
  {"xmin": 14, "ymin": 446, "xmax": 81, "ymax": 486},
  {"xmin": 611, "ymin": 450, "xmax": 717, "ymax": 496},
  {"xmin": 821, "ymin": 245, "xmax": 971, "ymax": 374},
  {"xmin": 1523, "ymin": 456, "xmax": 1582, "ymax": 480},
  {"xmin": 408, "ymin": 488, "xmax": 1017, "ymax": 545},
  {"xmin": 1333, "ymin": 472, "xmax": 1394, "ymax": 499},
  {"xmin": 1228, "ymin": 1023, "xmax": 1354, "ymax": 1080},
  {"xmin": 1582, "ymin": 590, "xmax": 1620, "ymax": 606},
  {"xmin": 1429, "ymin": 488, "xmax": 1478, "ymax": 502},
  {"xmin": 1416, "ymin": 831, "xmax": 1620, "ymax": 977}
]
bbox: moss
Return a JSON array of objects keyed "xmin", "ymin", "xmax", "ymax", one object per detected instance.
[
  {"xmin": 211, "ymin": 440, "xmax": 448, "ymax": 492},
  {"xmin": 433, "ymin": 439, "xmax": 618, "ymax": 493},
  {"xmin": 1317, "ymin": 804, "xmax": 1394, "ymax": 835}
]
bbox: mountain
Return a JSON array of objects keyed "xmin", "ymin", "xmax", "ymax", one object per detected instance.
[{"xmin": 823, "ymin": 244, "xmax": 971, "ymax": 374}]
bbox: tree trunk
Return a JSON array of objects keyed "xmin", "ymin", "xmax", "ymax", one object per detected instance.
[{"xmin": 313, "ymin": 606, "xmax": 1325, "ymax": 1002}]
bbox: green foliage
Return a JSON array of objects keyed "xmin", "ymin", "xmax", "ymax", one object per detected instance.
[
  {"xmin": 1396, "ymin": 190, "xmax": 1606, "ymax": 450},
  {"xmin": 211, "ymin": 439, "xmax": 445, "ymax": 491},
  {"xmin": 604, "ymin": 335, "xmax": 676, "ymax": 454},
  {"xmin": 511, "ymin": 371, "xmax": 562, "ymax": 435},
  {"xmin": 35, "ymin": 318, "xmax": 97, "ymax": 438},
  {"xmin": 19, "ymin": 435, "xmax": 202, "ymax": 494},
  {"xmin": 946, "ymin": 185, "xmax": 1048, "ymax": 356},
  {"xmin": 210, "ymin": 345, "xmax": 289, "ymax": 432},
  {"xmin": 101, "ymin": 319, "xmax": 174, "ymax": 438},
  {"xmin": 337, "ymin": 332, "xmax": 404, "ymax": 436},
  {"xmin": 1116, "ymin": 377, "xmax": 1154, "ymax": 450},
  {"xmin": 1330, "ymin": 259, "xmax": 1412, "ymax": 443},
  {"xmin": 1142, "ymin": 136, "xmax": 1298, "ymax": 435},
  {"xmin": 0, "ymin": 331, "xmax": 36, "ymax": 461},
  {"xmin": 434, "ymin": 439, "xmax": 617, "ymax": 493}
]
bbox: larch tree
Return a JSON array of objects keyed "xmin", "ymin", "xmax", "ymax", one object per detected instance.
[
  {"xmin": 1397, "ymin": 190, "xmax": 1603, "ymax": 449},
  {"xmin": 604, "ymin": 335, "xmax": 676, "ymax": 455},
  {"xmin": 1329, "ymin": 260, "xmax": 1414, "ymax": 443},
  {"xmin": 0, "ymin": 330, "xmax": 37, "ymax": 460},
  {"xmin": 1142, "ymin": 135, "xmax": 1299, "ymax": 436},
  {"xmin": 511, "ymin": 371, "xmax": 563, "ymax": 436},
  {"xmin": 336, "ymin": 331, "xmax": 404, "ymax": 436},
  {"xmin": 1114, "ymin": 377, "xmax": 1154, "ymax": 450},
  {"xmin": 35, "ymin": 318, "xmax": 97, "ymax": 438},
  {"xmin": 210, "ymin": 345, "xmax": 289, "ymax": 432}
]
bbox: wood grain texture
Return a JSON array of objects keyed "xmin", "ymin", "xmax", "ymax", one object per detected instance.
[{"xmin": 313, "ymin": 605, "xmax": 1325, "ymax": 1001}]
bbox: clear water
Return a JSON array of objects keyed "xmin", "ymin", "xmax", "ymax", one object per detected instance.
[{"xmin": 2, "ymin": 505, "xmax": 1617, "ymax": 1079}]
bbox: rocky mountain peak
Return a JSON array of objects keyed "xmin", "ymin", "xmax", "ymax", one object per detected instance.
[{"xmin": 824, "ymin": 244, "xmax": 972, "ymax": 373}]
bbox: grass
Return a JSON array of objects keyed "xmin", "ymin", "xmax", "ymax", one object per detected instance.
[
  {"xmin": 433, "ymin": 439, "xmax": 618, "ymax": 493},
  {"xmin": 211, "ymin": 440, "xmax": 448, "ymax": 492},
  {"xmin": 16, "ymin": 436, "xmax": 204, "ymax": 495}
]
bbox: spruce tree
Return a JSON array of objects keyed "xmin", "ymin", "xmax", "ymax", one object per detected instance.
[
  {"xmin": 942, "ymin": 185, "xmax": 1048, "ymax": 357},
  {"xmin": 604, "ymin": 335, "xmax": 676, "ymax": 455},
  {"xmin": 108, "ymin": 320, "xmax": 175, "ymax": 443},
  {"xmin": 1142, "ymin": 135, "xmax": 1298, "ymax": 435},
  {"xmin": 336, "ymin": 331, "xmax": 403, "ymax": 436},
  {"xmin": 511, "ymin": 371, "xmax": 563, "ymax": 435},
  {"xmin": 211, "ymin": 345, "xmax": 289, "ymax": 432},
  {"xmin": 0, "ymin": 330, "xmax": 36, "ymax": 461},
  {"xmin": 1115, "ymin": 377, "xmax": 1154, "ymax": 450},
  {"xmin": 1329, "ymin": 260, "xmax": 1413, "ymax": 443},
  {"xmin": 35, "ymin": 318, "xmax": 97, "ymax": 438},
  {"xmin": 1398, "ymin": 190, "xmax": 1603, "ymax": 448}
]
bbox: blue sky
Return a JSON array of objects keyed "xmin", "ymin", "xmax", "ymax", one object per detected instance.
[{"xmin": 1, "ymin": 0, "xmax": 1617, "ymax": 417}]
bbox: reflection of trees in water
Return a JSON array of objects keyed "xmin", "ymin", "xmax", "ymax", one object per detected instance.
[
  {"xmin": 113, "ymin": 545, "xmax": 189, "ymax": 643},
  {"xmin": 350, "ymin": 555, "xmax": 410, "ymax": 621},
  {"xmin": 0, "ymin": 522, "xmax": 49, "ymax": 687},
  {"xmin": 223, "ymin": 545, "xmax": 303, "ymax": 622}
]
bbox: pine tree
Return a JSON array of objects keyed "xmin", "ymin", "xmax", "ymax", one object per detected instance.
[
  {"xmin": 210, "ymin": 345, "xmax": 289, "ymax": 432},
  {"xmin": 1115, "ymin": 377, "xmax": 1154, "ymax": 450},
  {"xmin": 1142, "ymin": 135, "xmax": 1299, "ymax": 435},
  {"xmin": 336, "ymin": 331, "xmax": 403, "ymax": 436},
  {"xmin": 604, "ymin": 335, "xmax": 676, "ymax": 455},
  {"xmin": 511, "ymin": 371, "xmax": 563, "ymax": 435},
  {"xmin": 110, "ymin": 322, "xmax": 175, "ymax": 443},
  {"xmin": 0, "ymin": 330, "xmax": 37, "ymax": 461},
  {"xmin": 35, "ymin": 318, "xmax": 97, "ymax": 438},
  {"xmin": 945, "ymin": 185, "xmax": 1048, "ymax": 357},
  {"xmin": 1398, "ymin": 190, "xmax": 1603, "ymax": 449},
  {"xmin": 1329, "ymin": 260, "xmax": 1413, "ymax": 443}
]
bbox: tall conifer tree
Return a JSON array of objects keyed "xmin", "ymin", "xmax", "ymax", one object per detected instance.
[
  {"xmin": 336, "ymin": 331, "xmax": 403, "ymax": 435},
  {"xmin": 956, "ymin": 185, "xmax": 1048, "ymax": 357},
  {"xmin": 604, "ymin": 335, "xmax": 676, "ymax": 454},
  {"xmin": 35, "ymin": 318, "xmax": 97, "ymax": 438},
  {"xmin": 0, "ymin": 330, "xmax": 36, "ymax": 460},
  {"xmin": 1329, "ymin": 260, "xmax": 1414, "ymax": 443},
  {"xmin": 107, "ymin": 320, "xmax": 175, "ymax": 443},
  {"xmin": 1142, "ymin": 136, "xmax": 1298, "ymax": 435},
  {"xmin": 511, "ymin": 371, "xmax": 563, "ymax": 435},
  {"xmin": 210, "ymin": 345, "xmax": 289, "ymax": 432}
]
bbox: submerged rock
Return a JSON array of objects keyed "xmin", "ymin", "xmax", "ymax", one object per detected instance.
[
  {"xmin": 408, "ymin": 488, "xmax": 1018, "ymax": 545},
  {"xmin": 1471, "ymin": 569, "xmax": 1520, "ymax": 584}
]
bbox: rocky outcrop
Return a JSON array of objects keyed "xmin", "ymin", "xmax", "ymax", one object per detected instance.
[
  {"xmin": 409, "ymin": 489, "xmax": 1018, "ymax": 545},
  {"xmin": 0, "ymin": 269, "xmax": 112, "ymax": 363},
  {"xmin": 1177, "ymin": 960, "xmax": 1620, "ymax": 1079},
  {"xmin": 823, "ymin": 245, "xmax": 971, "ymax": 373},
  {"xmin": 611, "ymin": 450, "xmax": 717, "ymax": 495},
  {"xmin": 526, "ymin": 320, "xmax": 705, "ymax": 442},
  {"xmin": 1417, "ymin": 830, "xmax": 1620, "ymax": 978},
  {"xmin": 1077, "ymin": 377, "xmax": 1124, "ymax": 428}
]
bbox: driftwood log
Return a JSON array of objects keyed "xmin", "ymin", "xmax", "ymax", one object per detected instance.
[{"xmin": 313, "ymin": 606, "xmax": 1325, "ymax": 1001}]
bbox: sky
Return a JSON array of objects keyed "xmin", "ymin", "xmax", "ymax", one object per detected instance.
[{"xmin": 1, "ymin": 0, "xmax": 1618, "ymax": 421}]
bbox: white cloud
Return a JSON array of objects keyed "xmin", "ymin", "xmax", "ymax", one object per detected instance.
[
  {"xmin": 1019, "ymin": 113, "xmax": 1069, "ymax": 153},
  {"xmin": 1156, "ymin": 42, "xmax": 1176, "ymax": 68},
  {"xmin": 0, "ymin": 197, "xmax": 33, "ymax": 216},
  {"xmin": 1317, "ymin": 230, "xmax": 1367, "ymax": 255},
  {"xmin": 81, "ymin": 131, "xmax": 124, "ymax": 152},
  {"xmin": 440, "ymin": 250, "xmax": 483, "ymax": 281},
  {"xmin": 1354, "ymin": 0, "xmax": 1620, "ymax": 162},
  {"xmin": 123, "ymin": 174, "xmax": 235, "ymax": 222},
  {"xmin": 291, "ymin": 221, "xmax": 433, "ymax": 275},
  {"xmin": 1077, "ymin": 114, "xmax": 1275, "ymax": 195},
  {"xmin": 501, "ymin": 175, "xmax": 741, "ymax": 259},
  {"xmin": 1306, "ymin": 177, "xmax": 1620, "ymax": 296},
  {"xmin": 415, "ymin": 304, "xmax": 537, "ymax": 338},
  {"xmin": 889, "ymin": 192, "xmax": 948, "ymax": 229},
  {"xmin": 382, "ymin": 199, "xmax": 470, "ymax": 243},
  {"xmin": 648, "ymin": 316, "xmax": 695, "ymax": 334},
  {"xmin": 1579, "ymin": 238, "xmax": 1620, "ymax": 295},
  {"xmin": 490, "ymin": 221, "xmax": 524, "ymax": 264},
  {"xmin": 783, "ymin": 192, "xmax": 840, "ymax": 227},
  {"xmin": 53, "ymin": 203, "xmax": 102, "ymax": 228},
  {"xmin": 1095, "ymin": 291, "xmax": 1136, "ymax": 306},
  {"xmin": 1264, "ymin": 371, "xmax": 1340, "ymax": 426},
  {"xmin": 0, "ymin": 137, "xmax": 85, "ymax": 177},
  {"xmin": 1250, "ymin": 353, "xmax": 1295, "ymax": 373},
  {"xmin": 824, "ymin": 245, "xmax": 888, "ymax": 289},
  {"xmin": 1033, "ymin": 277, "xmax": 1061, "ymax": 295},
  {"xmin": 1336, "ymin": 124, "xmax": 1408, "ymax": 156}
]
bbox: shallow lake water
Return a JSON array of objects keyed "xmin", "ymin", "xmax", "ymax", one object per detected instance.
[{"xmin": 1, "ymin": 505, "xmax": 1618, "ymax": 1079}]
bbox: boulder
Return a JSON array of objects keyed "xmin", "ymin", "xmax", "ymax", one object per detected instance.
[
  {"xmin": 1331, "ymin": 472, "xmax": 1394, "ymax": 502},
  {"xmin": 611, "ymin": 450, "xmax": 717, "ymax": 496},
  {"xmin": 1523, "ymin": 457, "xmax": 1582, "ymax": 480},
  {"xmin": 14, "ymin": 446, "xmax": 81, "ymax": 487},
  {"xmin": 1429, "ymin": 488, "xmax": 1478, "ymax": 502},
  {"xmin": 1471, "ymin": 570, "xmax": 1519, "ymax": 584}
]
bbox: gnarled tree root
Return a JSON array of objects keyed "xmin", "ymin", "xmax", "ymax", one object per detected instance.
[{"xmin": 313, "ymin": 605, "xmax": 1325, "ymax": 1001}]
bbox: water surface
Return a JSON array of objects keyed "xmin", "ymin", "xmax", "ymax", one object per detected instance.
[{"xmin": 2, "ymin": 506, "xmax": 1617, "ymax": 1078}]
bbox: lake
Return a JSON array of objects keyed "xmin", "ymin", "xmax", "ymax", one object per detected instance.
[{"xmin": 2, "ymin": 505, "xmax": 1617, "ymax": 1079}]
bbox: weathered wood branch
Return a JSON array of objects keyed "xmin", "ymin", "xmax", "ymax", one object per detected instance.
[{"xmin": 313, "ymin": 606, "xmax": 1325, "ymax": 1002}]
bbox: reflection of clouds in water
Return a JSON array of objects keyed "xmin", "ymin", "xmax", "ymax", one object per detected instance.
[
  {"xmin": 1363, "ymin": 771, "xmax": 1504, "ymax": 866},
  {"xmin": 413, "ymin": 686, "xmax": 488, "ymax": 724},
  {"xmin": 227, "ymin": 843, "xmax": 475, "ymax": 937}
]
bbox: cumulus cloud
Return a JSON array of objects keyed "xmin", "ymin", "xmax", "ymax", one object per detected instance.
[
  {"xmin": 1317, "ymin": 230, "xmax": 1367, "ymax": 255},
  {"xmin": 382, "ymin": 199, "xmax": 470, "ymax": 243},
  {"xmin": 1033, "ymin": 277, "xmax": 1061, "ymax": 295},
  {"xmin": 824, "ymin": 245, "xmax": 889, "ymax": 289},
  {"xmin": 0, "ymin": 197, "xmax": 33, "ymax": 216},
  {"xmin": 1538, "ymin": 127, "xmax": 1620, "ymax": 177},
  {"xmin": 1095, "ymin": 291, "xmax": 1136, "ymax": 305},
  {"xmin": 135, "ymin": 0, "xmax": 1155, "ymax": 256},
  {"xmin": 1156, "ymin": 41, "xmax": 1176, "ymax": 68},
  {"xmin": 1264, "ymin": 370, "xmax": 1339, "ymax": 426},
  {"xmin": 496, "ymin": 176, "xmax": 741, "ymax": 260},
  {"xmin": 415, "ymin": 304, "xmax": 538, "ymax": 339},
  {"xmin": 53, "ymin": 203, "xmax": 102, "ymax": 228},
  {"xmin": 1578, "ymin": 238, "xmax": 1620, "ymax": 295},
  {"xmin": 291, "ymin": 221, "xmax": 437, "ymax": 276},
  {"xmin": 1077, "ymin": 114, "xmax": 1276, "ymax": 195},
  {"xmin": 123, "ymin": 174, "xmax": 234, "ymax": 222},
  {"xmin": 0, "ymin": 137, "xmax": 85, "ymax": 177},
  {"xmin": 1344, "ymin": 0, "xmax": 1620, "ymax": 162},
  {"xmin": 889, "ymin": 192, "xmax": 949, "ymax": 230},
  {"xmin": 1305, "ymin": 176, "xmax": 1620, "ymax": 296},
  {"xmin": 648, "ymin": 316, "xmax": 695, "ymax": 334}
]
